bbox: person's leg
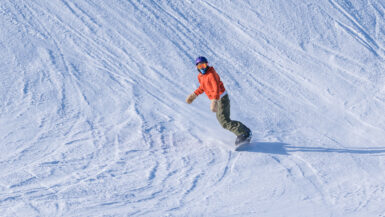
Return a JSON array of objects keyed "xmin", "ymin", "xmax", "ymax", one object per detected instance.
[{"xmin": 216, "ymin": 95, "xmax": 250, "ymax": 136}]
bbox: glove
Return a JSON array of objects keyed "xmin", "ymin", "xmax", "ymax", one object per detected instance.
[
  {"xmin": 210, "ymin": 99, "xmax": 218, "ymax": 112},
  {"xmin": 186, "ymin": 93, "xmax": 197, "ymax": 104}
]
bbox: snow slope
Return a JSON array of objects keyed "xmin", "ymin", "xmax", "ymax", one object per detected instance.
[{"xmin": 1, "ymin": 0, "xmax": 385, "ymax": 216}]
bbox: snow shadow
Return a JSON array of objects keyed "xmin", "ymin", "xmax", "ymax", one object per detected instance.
[
  {"xmin": 236, "ymin": 142, "xmax": 290, "ymax": 155},
  {"xmin": 287, "ymin": 146, "xmax": 385, "ymax": 155},
  {"xmin": 236, "ymin": 142, "xmax": 385, "ymax": 155}
]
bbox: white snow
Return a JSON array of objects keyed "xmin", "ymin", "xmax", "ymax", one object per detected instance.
[{"xmin": 1, "ymin": 0, "xmax": 385, "ymax": 216}]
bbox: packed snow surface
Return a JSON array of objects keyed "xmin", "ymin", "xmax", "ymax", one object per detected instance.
[{"xmin": 1, "ymin": 0, "xmax": 385, "ymax": 216}]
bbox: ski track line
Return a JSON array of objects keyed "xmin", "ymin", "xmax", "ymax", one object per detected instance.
[
  {"xmin": 198, "ymin": 1, "xmax": 328, "ymax": 112},
  {"xmin": 206, "ymin": 0, "xmax": 381, "ymax": 94},
  {"xmin": 24, "ymin": 169, "xmax": 64, "ymax": 216},
  {"xmin": 30, "ymin": 0, "xmax": 128, "ymax": 167},
  {"xmin": 136, "ymin": 0, "xmax": 199, "ymax": 58},
  {"xmin": 322, "ymin": 132, "xmax": 385, "ymax": 176},
  {"xmin": 129, "ymin": 86, "xmax": 207, "ymax": 213},
  {"xmin": 198, "ymin": 1, "xmax": 376, "ymax": 119},
  {"xmin": 329, "ymin": 0, "xmax": 385, "ymax": 59},
  {"xmin": 369, "ymin": 0, "xmax": 385, "ymax": 49},
  {"xmin": 167, "ymin": 147, "xmax": 238, "ymax": 213},
  {"xmin": 22, "ymin": 2, "xmax": 77, "ymax": 127},
  {"xmin": 319, "ymin": 133, "xmax": 385, "ymax": 211},
  {"xmin": 291, "ymin": 154, "xmax": 333, "ymax": 204},
  {"xmin": 2, "ymin": 1, "xmax": 385, "ymax": 216},
  {"xmin": 28, "ymin": 1, "xmax": 131, "ymax": 80},
  {"xmin": 270, "ymin": 154, "xmax": 333, "ymax": 210},
  {"xmin": 329, "ymin": 0, "xmax": 378, "ymax": 47},
  {"xmin": 0, "ymin": 2, "xmax": 128, "ymax": 214},
  {"xmin": 0, "ymin": 3, "xmax": 58, "ymax": 169},
  {"xmin": 310, "ymin": 43, "xmax": 369, "ymax": 78}
]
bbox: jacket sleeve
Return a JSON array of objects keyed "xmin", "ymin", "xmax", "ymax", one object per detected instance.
[
  {"xmin": 194, "ymin": 76, "xmax": 204, "ymax": 96},
  {"xmin": 194, "ymin": 85, "xmax": 204, "ymax": 96}
]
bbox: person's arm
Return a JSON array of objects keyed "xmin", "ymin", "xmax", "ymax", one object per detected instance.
[{"xmin": 194, "ymin": 84, "xmax": 204, "ymax": 96}]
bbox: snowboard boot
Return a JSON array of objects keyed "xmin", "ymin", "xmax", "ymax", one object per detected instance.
[{"xmin": 235, "ymin": 131, "xmax": 252, "ymax": 146}]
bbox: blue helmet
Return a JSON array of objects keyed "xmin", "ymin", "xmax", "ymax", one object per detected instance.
[{"xmin": 195, "ymin": 56, "xmax": 208, "ymax": 65}]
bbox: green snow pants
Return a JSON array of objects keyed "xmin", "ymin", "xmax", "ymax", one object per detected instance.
[{"xmin": 216, "ymin": 94, "xmax": 250, "ymax": 136}]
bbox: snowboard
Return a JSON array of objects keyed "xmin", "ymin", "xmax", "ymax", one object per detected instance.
[
  {"xmin": 234, "ymin": 132, "xmax": 252, "ymax": 151},
  {"xmin": 235, "ymin": 140, "xmax": 251, "ymax": 151}
]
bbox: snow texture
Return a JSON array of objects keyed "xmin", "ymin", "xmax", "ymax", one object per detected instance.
[{"xmin": 1, "ymin": 0, "xmax": 385, "ymax": 216}]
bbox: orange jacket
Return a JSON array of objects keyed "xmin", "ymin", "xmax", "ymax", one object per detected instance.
[{"xmin": 194, "ymin": 66, "xmax": 226, "ymax": 100}]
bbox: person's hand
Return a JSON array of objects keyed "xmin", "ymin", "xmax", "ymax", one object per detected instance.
[
  {"xmin": 210, "ymin": 99, "xmax": 218, "ymax": 112},
  {"xmin": 186, "ymin": 93, "xmax": 197, "ymax": 104}
]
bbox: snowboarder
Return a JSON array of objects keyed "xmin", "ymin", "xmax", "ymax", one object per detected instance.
[{"xmin": 186, "ymin": 56, "xmax": 252, "ymax": 146}]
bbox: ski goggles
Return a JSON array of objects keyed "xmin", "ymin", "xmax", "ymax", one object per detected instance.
[{"xmin": 196, "ymin": 62, "xmax": 207, "ymax": 70}]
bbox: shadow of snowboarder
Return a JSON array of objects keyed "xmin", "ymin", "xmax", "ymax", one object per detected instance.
[
  {"xmin": 236, "ymin": 142, "xmax": 290, "ymax": 155},
  {"xmin": 236, "ymin": 142, "xmax": 385, "ymax": 156}
]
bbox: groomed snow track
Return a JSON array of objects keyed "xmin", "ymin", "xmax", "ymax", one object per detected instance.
[{"xmin": 1, "ymin": 1, "xmax": 385, "ymax": 216}]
